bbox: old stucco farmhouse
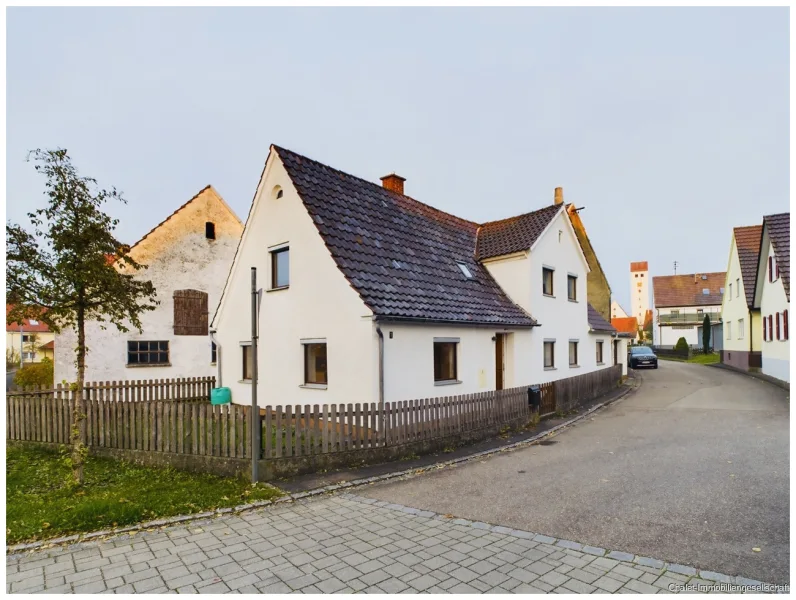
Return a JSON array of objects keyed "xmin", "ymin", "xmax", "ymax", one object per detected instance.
[
  {"xmin": 54, "ymin": 186, "xmax": 243, "ymax": 383},
  {"xmin": 212, "ymin": 145, "xmax": 627, "ymax": 408}
]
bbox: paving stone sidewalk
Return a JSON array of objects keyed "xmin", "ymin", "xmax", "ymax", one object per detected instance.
[{"xmin": 6, "ymin": 493, "xmax": 776, "ymax": 594}]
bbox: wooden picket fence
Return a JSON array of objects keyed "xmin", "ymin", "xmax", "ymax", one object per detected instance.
[
  {"xmin": 260, "ymin": 386, "xmax": 529, "ymax": 459},
  {"xmin": 6, "ymin": 377, "xmax": 216, "ymax": 403},
  {"xmin": 6, "ymin": 369, "xmax": 620, "ymax": 467}
]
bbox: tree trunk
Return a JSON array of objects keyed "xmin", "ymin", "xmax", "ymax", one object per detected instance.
[{"xmin": 71, "ymin": 307, "xmax": 87, "ymax": 484}]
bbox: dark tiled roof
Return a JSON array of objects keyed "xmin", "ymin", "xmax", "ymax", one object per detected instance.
[
  {"xmin": 764, "ymin": 213, "xmax": 789, "ymax": 301},
  {"xmin": 274, "ymin": 146, "xmax": 536, "ymax": 327},
  {"xmin": 476, "ymin": 204, "xmax": 562, "ymax": 260},
  {"xmin": 652, "ymin": 272, "xmax": 726, "ymax": 308},
  {"xmin": 611, "ymin": 316, "xmax": 638, "ymax": 336},
  {"xmin": 733, "ymin": 225, "xmax": 763, "ymax": 308},
  {"xmin": 588, "ymin": 303, "xmax": 616, "ymax": 333}
]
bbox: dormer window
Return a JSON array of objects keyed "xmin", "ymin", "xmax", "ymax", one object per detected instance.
[
  {"xmin": 457, "ymin": 263, "xmax": 473, "ymax": 279},
  {"xmin": 205, "ymin": 222, "xmax": 216, "ymax": 240}
]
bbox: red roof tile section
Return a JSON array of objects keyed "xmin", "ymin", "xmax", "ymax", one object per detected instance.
[
  {"xmin": 630, "ymin": 261, "xmax": 648, "ymax": 272},
  {"xmin": 764, "ymin": 213, "xmax": 789, "ymax": 301},
  {"xmin": 39, "ymin": 340, "xmax": 54, "ymax": 350},
  {"xmin": 611, "ymin": 316, "xmax": 639, "ymax": 336},
  {"xmin": 733, "ymin": 225, "xmax": 763, "ymax": 308},
  {"xmin": 652, "ymin": 272, "xmax": 726, "ymax": 308},
  {"xmin": 6, "ymin": 305, "xmax": 51, "ymax": 332}
]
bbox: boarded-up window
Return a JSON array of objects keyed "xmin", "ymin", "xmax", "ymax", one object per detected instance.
[{"xmin": 173, "ymin": 289, "xmax": 208, "ymax": 335}]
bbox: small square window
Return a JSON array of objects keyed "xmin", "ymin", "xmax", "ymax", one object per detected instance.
[
  {"xmin": 271, "ymin": 247, "xmax": 290, "ymax": 289},
  {"xmin": 569, "ymin": 341, "xmax": 578, "ymax": 366},
  {"xmin": 543, "ymin": 267, "xmax": 554, "ymax": 296},
  {"xmin": 304, "ymin": 343, "xmax": 328, "ymax": 385},
  {"xmin": 127, "ymin": 341, "xmax": 169, "ymax": 365},
  {"xmin": 544, "ymin": 341, "xmax": 555, "ymax": 368},
  {"xmin": 457, "ymin": 263, "xmax": 473, "ymax": 279},
  {"xmin": 434, "ymin": 341, "xmax": 458, "ymax": 382},
  {"xmin": 567, "ymin": 275, "xmax": 577, "ymax": 301}
]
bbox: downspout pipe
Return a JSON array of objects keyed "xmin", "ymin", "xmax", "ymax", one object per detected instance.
[
  {"xmin": 209, "ymin": 329, "xmax": 221, "ymax": 387},
  {"xmin": 376, "ymin": 326, "xmax": 385, "ymax": 440}
]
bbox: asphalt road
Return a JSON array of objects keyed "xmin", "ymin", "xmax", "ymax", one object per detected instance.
[{"xmin": 360, "ymin": 361, "xmax": 790, "ymax": 584}]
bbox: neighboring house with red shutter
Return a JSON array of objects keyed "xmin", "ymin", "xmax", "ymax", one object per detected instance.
[
  {"xmin": 753, "ymin": 213, "xmax": 790, "ymax": 383},
  {"xmin": 212, "ymin": 146, "xmax": 626, "ymax": 408},
  {"xmin": 720, "ymin": 225, "xmax": 763, "ymax": 371},
  {"xmin": 54, "ymin": 186, "xmax": 243, "ymax": 383}
]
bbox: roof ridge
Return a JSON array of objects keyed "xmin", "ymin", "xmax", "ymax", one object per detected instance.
[
  {"xmin": 479, "ymin": 202, "xmax": 561, "ymax": 227},
  {"xmin": 272, "ymin": 145, "xmax": 479, "ymax": 229}
]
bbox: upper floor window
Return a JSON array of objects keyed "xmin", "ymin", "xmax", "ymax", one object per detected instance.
[
  {"xmin": 457, "ymin": 263, "xmax": 473, "ymax": 279},
  {"xmin": 211, "ymin": 341, "xmax": 217, "ymax": 364},
  {"xmin": 567, "ymin": 275, "xmax": 577, "ymax": 302},
  {"xmin": 736, "ymin": 278, "xmax": 740, "ymax": 297},
  {"xmin": 205, "ymin": 222, "xmax": 215, "ymax": 240},
  {"xmin": 173, "ymin": 290, "xmax": 209, "ymax": 335},
  {"xmin": 569, "ymin": 341, "xmax": 579, "ymax": 366},
  {"xmin": 543, "ymin": 267, "xmax": 554, "ymax": 296},
  {"xmin": 271, "ymin": 246, "xmax": 290, "ymax": 289},
  {"xmin": 729, "ymin": 283, "xmax": 732, "ymax": 299},
  {"xmin": 738, "ymin": 319, "xmax": 744, "ymax": 340}
]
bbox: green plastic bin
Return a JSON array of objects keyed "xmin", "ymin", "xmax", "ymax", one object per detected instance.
[{"xmin": 210, "ymin": 387, "xmax": 231, "ymax": 405}]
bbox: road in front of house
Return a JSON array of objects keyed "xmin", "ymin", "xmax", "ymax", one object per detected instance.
[{"xmin": 360, "ymin": 360, "xmax": 790, "ymax": 585}]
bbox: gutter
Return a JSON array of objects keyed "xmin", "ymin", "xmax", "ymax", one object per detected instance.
[
  {"xmin": 209, "ymin": 329, "xmax": 222, "ymax": 387},
  {"xmin": 373, "ymin": 315, "xmax": 537, "ymax": 328}
]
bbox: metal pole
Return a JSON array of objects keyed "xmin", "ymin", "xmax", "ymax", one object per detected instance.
[
  {"xmin": 19, "ymin": 325, "xmax": 23, "ymax": 369},
  {"xmin": 251, "ymin": 267, "xmax": 260, "ymax": 483}
]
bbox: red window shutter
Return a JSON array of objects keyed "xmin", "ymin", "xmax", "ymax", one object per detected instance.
[
  {"xmin": 769, "ymin": 315, "xmax": 774, "ymax": 341},
  {"xmin": 763, "ymin": 317, "xmax": 767, "ymax": 341},
  {"xmin": 785, "ymin": 310, "xmax": 789, "ymax": 340},
  {"xmin": 769, "ymin": 256, "xmax": 773, "ymax": 282},
  {"xmin": 776, "ymin": 313, "xmax": 781, "ymax": 340}
]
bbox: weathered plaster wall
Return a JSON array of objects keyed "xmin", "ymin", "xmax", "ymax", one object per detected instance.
[{"xmin": 54, "ymin": 187, "xmax": 242, "ymax": 383}]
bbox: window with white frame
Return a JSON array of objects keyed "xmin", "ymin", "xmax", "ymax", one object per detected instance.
[
  {"xmin": 302, "ymin": 340, "xmax": 328, "ymax": 386},
  {"xmin": 596, "ymin": 340, "xmax": 604, "ymax": 364},
  {"xmin": 270, "ymin": 245, "xmax": 290, "ymax": 289},
  {"xmin": 241, "ymin": 342, "xmax": 253, "ymax": 381},
  {"xmin": 738, "ymin": 319, "xmax": 744, "ymax": 340},
  {"xmin": 567, "ymin": 274, "xmax": 577, "ymax": 301},
  {"xmin": 726, "ymin": 321, "xmax": 732, "ymax": 340},
  {"xmin": 543, "ymin": 267, "xmax": 554, "ymax": 296}
]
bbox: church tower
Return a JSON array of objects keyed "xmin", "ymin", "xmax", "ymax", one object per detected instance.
[{"xmin": 630, "ymin": 261, "xmax": 650, "ymax": 326}]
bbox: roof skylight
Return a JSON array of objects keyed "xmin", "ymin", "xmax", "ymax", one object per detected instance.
[{"xmin": 457, "ymin": 263, "xmax": 474, "ymax": 279}]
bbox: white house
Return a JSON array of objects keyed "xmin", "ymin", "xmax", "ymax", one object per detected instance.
[
  {"xmin": 652, "ymin": 272, "xmax": 725, "ymax": 348},
  {"xmin": 211, "ymin": 145, "xmax": 624, "ymax": 408},
  {"xmin": 720, "ymin": 225, "xmax": 763, "ymax": 371},
  {"xmin": 752, "ymin": 213, "xmax": 789, "ymax": 383},
  {"xmin": 54, "ymin": 186, "xmax": 243, "ymax": 383}
]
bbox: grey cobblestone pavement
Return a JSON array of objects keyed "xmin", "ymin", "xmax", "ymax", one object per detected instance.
[{"xmin": 6, "ymin": 493, "xmax": 779, "ymax": 594}]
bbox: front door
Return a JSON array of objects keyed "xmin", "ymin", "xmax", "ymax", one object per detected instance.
[{"xmin": 495, "ymin": 333, "xmax": 505, "ymax": 390}]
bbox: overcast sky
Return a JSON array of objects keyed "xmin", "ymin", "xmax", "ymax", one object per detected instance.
[{"xmin": 7, "ymin": 7, "xmax": 789, "ymax": 311}]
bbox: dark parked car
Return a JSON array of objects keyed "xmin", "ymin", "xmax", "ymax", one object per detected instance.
[{"xmin": 628, "ymin": 346, "xmax": 658, "ymax": 369}]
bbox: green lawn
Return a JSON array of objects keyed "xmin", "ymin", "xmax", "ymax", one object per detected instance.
[
  {"xmin": 6, "ymin": 444, "xmax": 283, "ymax": 544},
  {"xmin": 658, "ymin": 352, "xmax": 720, "ymax": 364}
]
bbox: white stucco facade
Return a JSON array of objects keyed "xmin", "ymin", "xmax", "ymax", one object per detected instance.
[
  {"xmin": 630, "ymin": 263, "xmax": 650, "ymax": 326},
  {"xmin": 213, "ymin": 152, "xmax": 624, "ymax": 409},
  {"xmin": 720, "ymin": 234, "xmax": 761, "ymax": 356},
  {"xmin": 653, "ymin": 304, "xmax": 722, "ymax": 348},
  {"xmin": 54, "ymin": 187, "xmax": 243, "ymax": 384},
  {"xmin": 611, "ymin": 301, "xmax": 628, "ymax": 319},
  {"xmin": 755, "ymin": 235, "xmax": 790, "ymax": 382}
]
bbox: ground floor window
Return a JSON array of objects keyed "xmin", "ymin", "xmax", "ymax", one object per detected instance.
[
  {"xmin": 303, "ymin": 341, "xmax": 328, "ymax": 385},
  {"xmin": 596, "ymin": 340, "xmax": 604, "ymax": 364},
  {"xmin": 569, "ymin": 341, "xmax": 579, "ymax": 366},
  {"xmin": 22, "ymin": 352, "xmax": 36, "ymax": 361},
  {"xmin": 241, "ymin": 343, "xmax": 253, "ymax": 380},
  {"xmin": 127, "ymin": 341, "xmax": 169, "ymax": 365},
  {"xmin": 433, "ymin": 339, "xmax": 458, "ymax": 382},
  {"xmin": 544, "ymin": 340, "xmax": 555, "ymax": 368}
]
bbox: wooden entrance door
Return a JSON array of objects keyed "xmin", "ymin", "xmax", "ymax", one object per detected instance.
[{"xmin": 495, "ymin": 333, "xmax": 505, "ymax": 390}]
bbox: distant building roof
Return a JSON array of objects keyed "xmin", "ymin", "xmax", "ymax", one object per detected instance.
[
  {"xmin": 652, "ymin": 272, "xmax": 726, "ymax": 308},
  {"xmin": 644, "ymin": 309, "xmax": 653, "ymax": 328},
  {"xmin": 39, "ymin": 340, "xmax": 54, "ymax": 350},
  {"xmin": 6, "ymin": 306, "xmax": 51, "ymax": 332},
  {"xmin": 611, "ymin": 316, "xmax": 638, "ymax": 336},
  {"xmin": 630, "ymin": 261, "xmax": 648, "ymax": 272},
  {"xmin": 733, "ymin": 225, "xmax": 763, "ymax": 308},
  {"xmin": 764, "ymin": 213, "xmax": 789, "ymax": 301},
  {"xmin": 588, "ymin": 303, "xmax": 616, "ymax": 333}
]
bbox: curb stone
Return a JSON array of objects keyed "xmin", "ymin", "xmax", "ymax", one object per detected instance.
[
  {"xmin": 341, "ymin": 493, "xmax": 777, "ymax": 591},
  {"xmin": 8, "ymin": 380, "xmax": 638, "ymax": 556}
]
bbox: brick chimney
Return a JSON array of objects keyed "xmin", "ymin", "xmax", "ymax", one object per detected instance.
[
  {"xmin": 554, "ymin": 187, "xmax": 564, "ymax": 205},
  {"xmin": 380, "ymin": 173, "xmax": 406, "ymax": 195}
]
